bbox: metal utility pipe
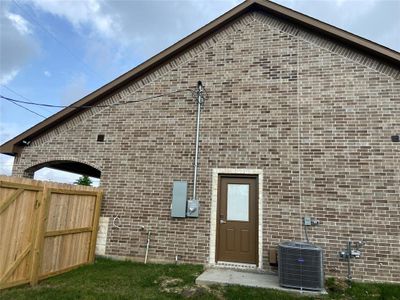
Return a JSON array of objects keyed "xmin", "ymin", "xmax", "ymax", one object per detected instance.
[
  {"xmin": 144, "ymin": 230, "xmax": 151, "ymax": 264},
  {"xmin": 192, "ymin": 81, "xmax": 204, "ymax": 201}
]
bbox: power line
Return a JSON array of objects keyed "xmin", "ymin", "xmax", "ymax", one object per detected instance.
[
  {"xmin": 1, "ymin": 85, "xmax": 54, "ymax": 114},
  {"xmin": 0, "ymin": 95, "xmax": 108, "ymax": 108},
  {"xmin": 0, "ymin": 88, "xmax": 191, "ymax": 109},
  {"xmin": 12, "ymin": 0, "xmax": 106, "ymax": 82},
  {"xmin": 3, "ymin": 98, "xmax": 47, "ymax": 119}
]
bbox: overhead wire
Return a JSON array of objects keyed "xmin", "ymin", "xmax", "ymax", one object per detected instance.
[
  {"xmin": 1, "ymin": 85, "xmax": 54, "ymax": 114},
  {"xmin": 4, "ymin": 98, "xmax": 47, "ymax": 119},
  {"xmin": 1, "ymin": 95, "xmax": 108, "ymax": 108},
  {"xmin": 0, "ymin": 88, "xmax": 192, "ymax": 110}
]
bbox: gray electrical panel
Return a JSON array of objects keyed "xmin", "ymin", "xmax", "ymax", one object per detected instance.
[{"xmin": 171, "ymin": 181, "xmax": 187, "ymax": 218}]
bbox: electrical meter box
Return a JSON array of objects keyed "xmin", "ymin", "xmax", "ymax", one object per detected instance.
[
  {"xmin": 303, "ymin": 216, "xmax": 311, "ymax": 226},
  {"xmin": 171, "ymin": 181, "xmax": 187, "ymax": 218},
  {"xmin": 186, "ymin": 199, "xmax": 199, "ymax": 218}
]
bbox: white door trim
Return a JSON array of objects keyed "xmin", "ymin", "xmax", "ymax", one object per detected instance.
[{"xmin": 209, "ymin": 168, "xmax": 263, "ymax": 270}]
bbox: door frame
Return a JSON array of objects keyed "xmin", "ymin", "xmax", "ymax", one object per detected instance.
[
  {"xmin": 209, "ymin": 168, "xmax": 263, "ymax": 270},
  {"xmin": 216, "ymin": 175, "xmax": 258, "ymax": 264}
]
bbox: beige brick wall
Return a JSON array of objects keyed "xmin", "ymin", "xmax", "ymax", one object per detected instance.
[{"xmin": 12, "ymin": 11, "xmax": 400, "ymax": 282}]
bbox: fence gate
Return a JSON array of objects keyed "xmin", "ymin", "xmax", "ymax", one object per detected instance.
[{"xmin": 0, "ymin": 176, "xmax": 103, "ymax": 289}]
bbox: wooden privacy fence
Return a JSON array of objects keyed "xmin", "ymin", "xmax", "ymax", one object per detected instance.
[{"xmin": 0, "ymin": 176, "xmax": 103, "ymax": 289}]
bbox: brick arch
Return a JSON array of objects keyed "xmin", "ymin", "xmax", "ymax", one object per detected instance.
[{"xmin": 23, "ymin": 158, "xmax": 102, "ymax": 179}]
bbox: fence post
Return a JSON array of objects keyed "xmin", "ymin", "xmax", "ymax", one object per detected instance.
[
  {"xmin": 88, "ymin": 191, "xmax": 103, "ymax": 263},
  {"xmin": 30, "ymin": 186, "xmax": 50, "ymax": 286}
]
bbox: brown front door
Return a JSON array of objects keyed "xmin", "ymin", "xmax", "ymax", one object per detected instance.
[{"xmin": 217, "ymin": 175, "xmax": 258, "ymax": 264}]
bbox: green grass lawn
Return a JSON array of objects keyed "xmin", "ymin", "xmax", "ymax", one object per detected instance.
[{"xmin": 1, "ymin": 258, "xmax": 399, "ymax": 300}]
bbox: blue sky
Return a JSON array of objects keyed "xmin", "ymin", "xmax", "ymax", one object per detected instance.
[{"xmin": 1, "ymin": 0, "xmax": 399, "ymax": 184}]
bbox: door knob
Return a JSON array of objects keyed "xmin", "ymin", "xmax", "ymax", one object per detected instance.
[{"xmin": 220, "ymin": 220, "xmax": 226, "ymax": 224}]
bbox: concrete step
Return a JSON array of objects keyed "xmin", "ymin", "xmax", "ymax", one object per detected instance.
[{"xmin": 196, "ymin": 268, "xmax": 327, "ymax": 295}]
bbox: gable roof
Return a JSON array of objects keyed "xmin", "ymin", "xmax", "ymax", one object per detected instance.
[{"xmin": 2, "ymin": 0, "xmax": 399, "ymax": 155}]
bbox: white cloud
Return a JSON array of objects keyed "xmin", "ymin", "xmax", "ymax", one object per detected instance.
[
  {"xmin": 29, "ymin": 0, "xmax": 118, "ymax": 38},
  {"xmin": 6, "ymin": 12, "xmax": 32, "ymax": 35},
  {"xmin": 0, "ymin": 69, "xmax": 19, "ymax": 85},
  {"xmin": 44, "ymin": 70, "xmax": 51, "ymax": 77},
  {"xmin": 0, "ymin": 4, "xmax": 39, "ymax": 85}
]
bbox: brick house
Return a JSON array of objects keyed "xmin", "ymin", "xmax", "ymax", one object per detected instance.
[{"xmin": 1, "ymin": 0, "xmax": 399, "ymax": 283}]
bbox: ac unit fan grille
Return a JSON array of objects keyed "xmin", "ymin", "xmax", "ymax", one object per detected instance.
[{"xmin": 278, "ymin": 241, "xmax": 324, "ymax": 291}]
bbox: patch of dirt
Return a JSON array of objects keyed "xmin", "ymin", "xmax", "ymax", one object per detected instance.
[
  {"xmin": 157, "ymin": 276, "xmax": 225, "ymax": 299},
  {"xmin": 181, "ymin": 285, "xmax": 225, "ymax": 299},
  {"xmin": 159, "ymin": 277, "xmax": 184, "ymax": 288},
  {"xmin": 158, "ymin": 276, "xmax": 185, "ymax": 294}
]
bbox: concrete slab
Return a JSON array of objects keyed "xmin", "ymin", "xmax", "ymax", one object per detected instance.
[{"xmin": 196, "ymin": 268, "xmax": 326, "ymax": 295}]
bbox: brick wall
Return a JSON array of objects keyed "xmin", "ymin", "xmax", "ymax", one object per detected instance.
[{"xmin": 12, "ymin": 11, "xmax": 400, "ymax": 282}]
